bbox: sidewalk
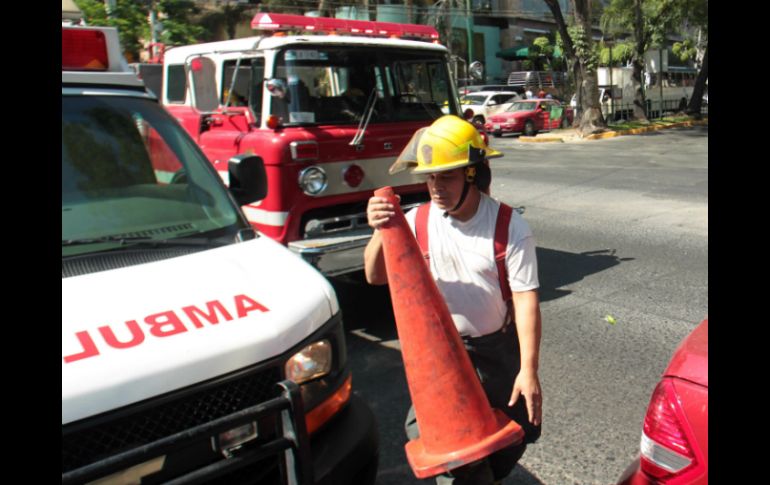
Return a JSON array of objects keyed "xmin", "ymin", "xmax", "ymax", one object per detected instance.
[{"xmin": 517, "ymin": 117, "xmax": 708, "ymax": 143}]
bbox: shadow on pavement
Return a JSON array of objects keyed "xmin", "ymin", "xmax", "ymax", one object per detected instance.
[{"xmin": 537, "ymin": 247, "xmax": 632, "ymax": 302}]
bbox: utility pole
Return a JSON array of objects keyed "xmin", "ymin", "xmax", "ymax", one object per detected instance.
[{"xmin": 465, "ymin": 0, "xmax": 473, "ymax": 71}]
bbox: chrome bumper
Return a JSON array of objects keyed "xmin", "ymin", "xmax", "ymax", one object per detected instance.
[
  {"xmin": 289, "ymin": 201, "xmax": 424, "ymax": 276},
  {"xmin": 288, "ymin": 230, "xmax": 372, "ymax": 277}
]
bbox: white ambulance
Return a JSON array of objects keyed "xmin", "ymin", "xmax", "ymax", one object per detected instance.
[{"xmin": 62, "ymin": 24, "xmax": 378, "ymax": 485}]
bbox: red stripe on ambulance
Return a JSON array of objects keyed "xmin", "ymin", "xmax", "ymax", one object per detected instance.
[{"xmin": 63, "ymin": 294, "xmax": 269, "ymax": 364}]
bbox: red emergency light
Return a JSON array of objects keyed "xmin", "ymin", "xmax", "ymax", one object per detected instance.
[
  {"xmin": 251, "ymin": 13, "xmax": 439, "ymax": 41},
  {"xmin": 62, "ymin": 28, "xmax": 109, "ymax": 71}
]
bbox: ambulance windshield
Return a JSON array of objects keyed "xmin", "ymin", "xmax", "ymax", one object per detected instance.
[
  {"xmin": 270, "ymin": 46, "xmax": 456, "ymax": 125},
  {"xmin": 62, "ymin": 95, "xmax": 243, "ymax": 257}
]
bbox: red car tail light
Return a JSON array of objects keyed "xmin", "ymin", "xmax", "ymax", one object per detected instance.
[{"xmin": 639, "ymin": 379, "xmax": 695, "ymax": 478}]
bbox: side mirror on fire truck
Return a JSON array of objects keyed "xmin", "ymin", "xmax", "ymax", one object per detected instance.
[
  {"xmin": 228, "ymin": 154, "xmax": 268, "ymax": 206},
  {"xmin": 266, "ymin": 78, "xmax": 288, "ymax": 98},
  {"xmin": 188, "ymin": 55, "xmax": 219, "ymax": 113}
]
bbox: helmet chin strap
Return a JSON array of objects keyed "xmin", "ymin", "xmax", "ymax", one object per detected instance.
[{"xmin": 443, "ymin": 167, "xmax": 474, "ymax": 218}]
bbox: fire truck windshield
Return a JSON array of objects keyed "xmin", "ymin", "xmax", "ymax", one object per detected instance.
[
  {"xmin": 62, "ymin": 95, "xmax": 245, "ymax": 257},
  {"xmin": 271, "ymin": 46, "xmax": 455, "ymax": 126}
]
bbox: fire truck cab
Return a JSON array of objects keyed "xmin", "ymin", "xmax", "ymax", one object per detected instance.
[
  {"xmin": 62, "ymin": 22, "xmax": 378, "ymax": 485},
  {"xmin": 162, "ymin": 13, "xmax": 462, "ymax": 276}
]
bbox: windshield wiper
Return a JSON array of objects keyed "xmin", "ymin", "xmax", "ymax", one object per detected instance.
[
  {"xmin": 62, "ymin": 235, "xmax": 224, "ymax": 248},
  {"xmin": 349, "ymin": 87, "xmax": 378, "ymax": 147}
]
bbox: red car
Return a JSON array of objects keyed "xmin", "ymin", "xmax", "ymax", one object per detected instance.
[
  {"xmin": 617, "ymin": 319, "xmax": 708, "ymax": 485},
  {"xmin": 484, "ymin": 98, "xmax": 574, "ymax": 137}
]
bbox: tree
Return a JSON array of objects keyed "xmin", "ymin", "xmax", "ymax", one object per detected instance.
[
  {"xmin": 199, "ymin": 1, "xmax": 251, "ymax": 40},
  {"xmin": 75, "ymin": 0, "xmax": 205, "ymax": 60},
  {"xmin": 75, "ymin": 0, "xmax": 149, "ymax": 62},
  {"xmin": 601, "ymin": 0, "xmax": 700, "ymax": 121},
  {"xmin": 543, "ymin": 0, "xmax": 607, "ymax": 136}
]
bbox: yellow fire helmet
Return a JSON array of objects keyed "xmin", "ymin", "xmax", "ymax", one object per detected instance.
[{"xmin": 389, "ymin": 115, "xmax": 502, "ymax": 175}]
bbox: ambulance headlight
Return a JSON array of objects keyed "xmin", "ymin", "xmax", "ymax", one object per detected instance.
[
  {"xmin": 298, "ymin": 166, "xmax": 327, "ymax": 195},
  {"xmin": 285, "ymin": 340, "xmax": 332, "ymax": 384}
]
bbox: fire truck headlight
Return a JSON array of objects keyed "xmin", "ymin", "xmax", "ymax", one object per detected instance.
[
  {"xmin": 285, "ymin": 340, "xmax": 332, "ymax": 384},
  {"xmin": 298, "ymin": 166, "xmax": 328, "ymax": 196}
]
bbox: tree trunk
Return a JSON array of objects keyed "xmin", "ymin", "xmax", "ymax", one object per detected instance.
[
  {"xmin": 542, "ymin": 0, "xmax": 582, "ymax": 120},
  {"xmin": 317, "ymin": 0, "xmax": 328, "ymax": 17},
  {"xmin": 572, "ymin": 0, "xmax": 606, "ymax": 136},
  {"xmin": 687, "ymin": 43, "xmax": 708, "ymax": 118},
  {"xmin": 406, "ymin": 0, "xmax": 414, "ymax": 24},
  {"xmin": 631, "ymin": 0, "xmax": 648, "ymax": 121}
]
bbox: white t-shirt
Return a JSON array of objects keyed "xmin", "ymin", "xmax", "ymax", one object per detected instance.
[{"xmin": 405, "ymin": 194, "xmax": 539, "ymax": 337}]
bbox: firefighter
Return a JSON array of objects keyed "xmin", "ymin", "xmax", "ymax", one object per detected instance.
[{"xmin": 364, "ymin": 115, "xmax": 543, "ymax": 484}]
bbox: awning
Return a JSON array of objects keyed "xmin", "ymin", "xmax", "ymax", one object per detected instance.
[{"xmin": 496, "ymin": 45, "xmax": 563, "ymax": 60}]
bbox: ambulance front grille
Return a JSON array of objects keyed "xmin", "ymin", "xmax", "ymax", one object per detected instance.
[
  {"xmin": 61, "ymin": 365, "xmax": 282, "ymax": 474},
  {"xmin": 62, "ymin": 247, "xmax": 204, "ymax": 278}
]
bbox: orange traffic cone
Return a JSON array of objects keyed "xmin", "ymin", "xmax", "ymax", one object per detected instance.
[{"xmin": 374, "ymin": 186, "xmax": 524, "ymax": 478}]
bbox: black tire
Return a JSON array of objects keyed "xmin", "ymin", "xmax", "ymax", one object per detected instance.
[{"xmin": 524, "ymin": 120, "xmax": 536, "ymax": 137}]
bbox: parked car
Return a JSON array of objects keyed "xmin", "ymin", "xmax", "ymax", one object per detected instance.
[
  {"xmin": 484, "ymin": 98, "xmax": 574, "ymax": 137},
  {"xmin": 459, "ymin": 84, "xmax": 525, "ymax": 96},
  {"xmin": 616, "ymin": 319, "xmax": 708, "ymax": 485},
  {"xmin": 444, "ymin": 91, "xmax": 520, "ymax": 125}
]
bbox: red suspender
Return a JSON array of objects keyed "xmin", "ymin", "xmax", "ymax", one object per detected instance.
[
  {"xmin": 415, "ymin": 203, "xmax": 431, "ymax": 261},
  {"xmin": 414, "ymin": 201, "xmax": 513, "ymax": 302},
  {"xmin": 494, "ymin": 203, "xmax": 513, "ymax": 302}
]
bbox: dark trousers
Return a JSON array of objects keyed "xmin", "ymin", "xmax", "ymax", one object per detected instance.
[{"xmin": 404, "ymin": 325, "xmax": 541, "ymax": 483}]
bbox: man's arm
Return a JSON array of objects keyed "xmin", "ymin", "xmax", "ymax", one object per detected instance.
[
  {"xmin": 363, "ymin": 196, "xmax": 397, "ymax": 285},
  {"xmin": 508, "ymin": 289, "xmax": 542, "ymax": 426},
  {"xmin": 364, "ymin": 229, "xmax": 387, "ymax": 285}
]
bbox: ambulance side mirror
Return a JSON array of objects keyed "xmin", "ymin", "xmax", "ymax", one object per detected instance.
[
  {"xmin": 188, "ymin": 56, "xmax": 219, "ymax": 113},
  {"xmin": 228, "ymin": 154, "xmax": 267, "ymax": 206}
]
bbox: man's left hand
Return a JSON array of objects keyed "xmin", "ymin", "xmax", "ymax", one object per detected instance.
[{"xmin": 508, "ymin": 369, "xmax": 542, "ymax": 426}]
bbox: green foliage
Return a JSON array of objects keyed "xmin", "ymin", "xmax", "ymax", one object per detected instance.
[
  {"xmin": 570, "ymin": 25, "xmax": 598, "ymax": 72},
  {"xmin": 599, "ymin": 41, "xmax": 635, "ymax": 65},
  {"xmin": 75, "ymin": 0, "xmax": 148, "ymax": 61},
  {"xmin": 533, "ymin": 36, "xmax": 554, "ymax": 57},
  {"xmin": 75, "ymin": 0, "xmax": 208, "ymax": 61},
  {"xmin": 157, "ymin": 1, "xmax": 205, "ymax": 46},
  {"xmin": 672, "ymin": 39, "xmax": 696, "ymax": 62}
]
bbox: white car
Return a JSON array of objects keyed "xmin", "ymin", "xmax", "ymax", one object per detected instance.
[{"xmin": 455, "ymin": 91, "xmax": 521, "ymax": 124}]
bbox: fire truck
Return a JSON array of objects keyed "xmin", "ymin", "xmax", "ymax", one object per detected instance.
[
  {"xmin": 62, "ymin": 21, "xmax": 378, "ymax": 485},
  {"xmin": 161, "ymin": 13, "xmax": 462, "ymax": 276}
]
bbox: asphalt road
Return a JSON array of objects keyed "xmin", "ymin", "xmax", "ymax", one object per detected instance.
[{"xmin": 331, "ymin": 126, "xmax": 708, "ymax": 485}]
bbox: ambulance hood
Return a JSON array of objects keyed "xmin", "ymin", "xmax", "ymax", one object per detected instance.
[{"xmin": 62, "ymin": 236, "xmax": 339, "ymax": 425}]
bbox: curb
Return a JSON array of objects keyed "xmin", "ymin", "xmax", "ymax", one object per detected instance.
[
  {"xmin": 518, "ymin": 136, "xmax": 564, "ymax": 143},
  {"xmin": 584, "ymin": 118, "xmax": 708, "ymax": 140}
]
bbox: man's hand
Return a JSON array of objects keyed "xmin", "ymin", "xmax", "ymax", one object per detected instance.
[
  {"xmin": 508, "ymin": 368, "xmax": 542, "ymax": 426},
  {"xmin": 367, "ymin": 195, "xmax": 399, "ymax": 230}
]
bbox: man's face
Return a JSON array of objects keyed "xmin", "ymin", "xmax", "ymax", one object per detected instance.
[{"xmin": 425, "ymin": 168, "xmax": 466, "ymax": 211}]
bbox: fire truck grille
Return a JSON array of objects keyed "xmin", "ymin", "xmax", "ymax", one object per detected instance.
[
  {"xmin": 300, "ymin": 192, "xmax": 430, "ymax": 238},
  {"xmin": 61, "ymin": 365, "xmax": 283, "ymax": 474}
]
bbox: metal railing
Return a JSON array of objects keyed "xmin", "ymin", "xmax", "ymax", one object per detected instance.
[{"xmin": 600, "ymin": 98, "xmax": 708, "ymax": 123}]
